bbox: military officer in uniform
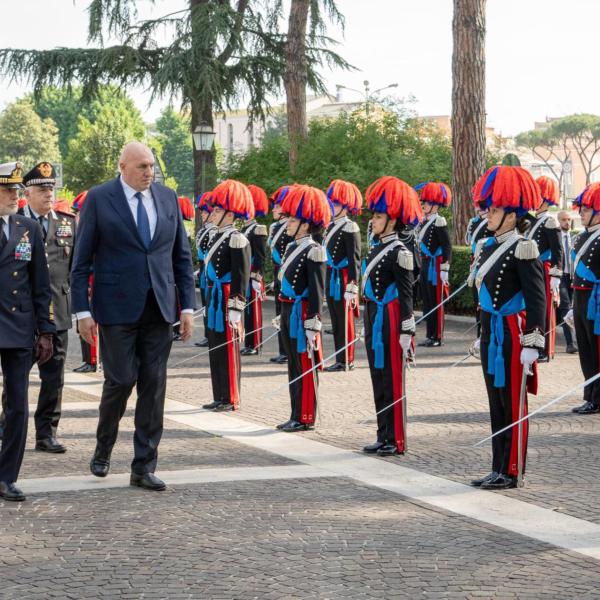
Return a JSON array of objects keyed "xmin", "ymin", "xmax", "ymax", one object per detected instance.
[
  {"xmin": 0, "ymin": 163, "xmax": 74, "ymax": 453},
  {"xmin": 323, "ymin": 179, "xmax": 362, "ymax": 372},
  {"xmin": 0, "ymin": 162, "xmax": 54, "ymax": 501}
]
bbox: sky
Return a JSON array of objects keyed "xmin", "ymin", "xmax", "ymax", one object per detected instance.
[{"xmin": 1, "ymin": 0, "xmax": 599, "ymax": 136}]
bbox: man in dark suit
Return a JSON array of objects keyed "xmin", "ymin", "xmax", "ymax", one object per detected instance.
[
  {"xmin": 557, "ymin": 210, "xmax": 577, "ymax": 354},
  {"xmin": 71, "ymin": 142, "xmax": 196, "ymax": 491},
  {"xmin": 0, "ymin": 162, "xmax": 55, "ymax": 502},
  {"xmin": 0, "ymin": 162, "xmax": 75, "ymax": 453}
]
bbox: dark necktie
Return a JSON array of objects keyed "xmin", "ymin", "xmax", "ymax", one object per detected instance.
[
  {"xmin": 135, "ymin": 192, "xmax": 152, "ymax": 249},
  {"xmin": 38, "ymin": 215, "xmax": 47, "ymax": 241},
  {"xmin": 0, "ymin": 222, "xmax": 7, "ymax": 252},
  {"xmin": 563, "ymin": 233, "xmax": 570, "ymax": 273}
]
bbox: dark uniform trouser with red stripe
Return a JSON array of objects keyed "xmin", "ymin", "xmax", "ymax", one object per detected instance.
[
  {"xmin": 207, "ymin": 284, "xmax": 241, "ymax": 408},
  {"xmin": 573, "ymin": 289, "xmax": 600, "ymax": 405},
  {"xmin": 364, "ymin": 299, "xmax": 406, "ymax": 453},
  {"xmin": 326, "ymin": 268, "xmax": 356, "ymax": 365},
  {"xmin": 273, "ymin": 267, "xmax": 286, "ymax": 357},
  {"xmin": 280, "ymin": 301, "xmax": 319, "ymax": 424},
  {"xmin": 480, "ymin": 313, "xmax": 529, "ymax": 477},
  {"xmin": 420, "ymin": 255, "xmax": 446, "ymax": 341},
  {"xmin": 244, "ymin": 284, "xmax": 263, "ymax": 350}
]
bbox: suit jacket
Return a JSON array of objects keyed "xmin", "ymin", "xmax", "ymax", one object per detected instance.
[
  {"xmin": 0, "ymin": 214, "xmax": 55, "ymax": 349},
  {"xmin": 70, "ymin": 178, "xmax": 196, "ymax": 325},
  {"xmin": 21, "ymin": 206, "xmax": 76, "ymax": 331}
]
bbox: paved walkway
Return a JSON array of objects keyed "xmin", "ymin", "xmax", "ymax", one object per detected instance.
[{"xmin": 2, "ymin": 302, "xmax": 600, "ymax": 599}]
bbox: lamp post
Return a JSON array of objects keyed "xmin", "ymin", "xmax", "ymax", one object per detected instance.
[
  {"xmin": 152, "ymin": 148, "xmax": 165, "ymax": 185},
  {"xmin": 192, "ymin": 122, "xmax": 216, "ymax": 195},
  {"xmin": 335, "ymin": 80, "xmax": 399, "ymax": 117}
]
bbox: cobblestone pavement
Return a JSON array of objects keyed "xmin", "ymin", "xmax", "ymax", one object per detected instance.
[{"xmin": 0, "ymin": 300, "xmax": 596, "ymax": 598}]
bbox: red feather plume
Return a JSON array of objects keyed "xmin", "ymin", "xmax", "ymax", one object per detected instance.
[
  {"xmin": 473, "ymin": 166, "xmax": 541, "ymax": 213},
  {"xmin": 270, "ymin": 184, "xmax": 292, "ymax": 206},
  {"xmin": 365, "ymin": 176, "xmax": 423, "ymax": 225},
  {"xmin": 178, "ymin": 196, "xmax": 195, "ymax": 221},
  {"xmin": 197, "ymin": 191, "xmax": 213, "ymax": 212},
  {"xmin": 247, "ymin": 184, "xmax": 269, "ymax": 217},
  {"xmin": 211, "ymin": 179, "xmax": 255, "ymax": 220},
  {"xmin": 17, "ymin": 197, "xmax": 27, "ymax": 210},
  {"xmin": 326, "ymin": 179, "xmax": 363, "ymax": 215},
  {"xmin": 72, "ymin": 190, "xmax": 88, "ymax": 212},
  {"xmin": 53, "ymin": 199, "xmax": 71, "ymax": 213},
  {"xmin": 581, "ymin": 182, "xmax": 600, "ymax": 212},
  {"xmin": 419, "ymin": 182, "xmax": 452, "ymax": 207},
  {"xmin": 280, "ymin": 184, "xmax": 332, "ymax": 228},
  {"xmin": 536, "ymin": 176, "xmax": 559, "ymax": 206}
]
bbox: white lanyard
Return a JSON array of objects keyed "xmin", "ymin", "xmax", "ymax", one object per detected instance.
[{"xmin": 361, "ymin": 240, "xmax": 401, "ymax": 292}]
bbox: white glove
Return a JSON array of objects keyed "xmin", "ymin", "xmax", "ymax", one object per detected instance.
[
  {"xmin": 473, "ymin": 337, "xmax": 481, "ymax": 351},
  {"xmin": 272, "ymin": 315, "xmax": 281, "ymax": 330},
  {"xmin": 198, "ymin": 306, "xmax": 206, "ymax": 317},
  {"xmin": 550, "ymin": 276, "xmax": 561, "ymax": 293},
  {"xmin": 228, "ymin": 310, "xmax": 242, "ymax": 325},
  {"xmin": 440, "ymin": 270, "xmax": 449, "ymax": 285},
  {"xmin": 520, "ymin": 347, "xmax": 539, "ymax": 373},
  {"xmin": 305, "ymin": 329, "xmax": 319, "ymax": 349},
  {"xmin": 565, "ymin": 308, "xmax": 574, "ymax": 329},
  {"xmin": 344, "ymin": 291, "xmax": 357, "ymax": 305},
  {"xmin": 360, "ymin": 326, "xmax": 366, "ymax": 338},
  {"xmin": 400, "ymin": 333, "xmax": 413, "ymax": 358},
  {"xmin": 252, "ymin": 280, "xmax": 262, "ymax": 294},
  {"xmin": 470, "ymin": 337, "xmax": 481, "ymax": 359}
]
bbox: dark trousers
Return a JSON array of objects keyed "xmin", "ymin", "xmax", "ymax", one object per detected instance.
[
  {"xmin": 280, "ymin": 302, "xmax": 317, "ymax": 424},
  {"xmin": 207, "ymin": 311, "xmax": 241, "ymax": 407},
  {"xmin": 574, "ymin": 289, "xmax": 600, "ymax": 405},
  {"xmin": 558, "ymin": 274, "xmax": 574, "ymax": 347},
  {"xmin": 1, "ymin": 329, "xmax": 68, "ymax": 439},
  {"xmin": 419, "ymin": 257, "xmax": 444, "ymax": 340},
  {"xmin": 273, "ymin": 274, "xmax": 286, "ymax": 357},
  {"xmin": 95, "ymin": 291, "xmax": 172, "ymax": 475},
  {"xmin": 0, "ymin": 348, "xmax": 32, "ymax": 483},
  {"xmin": 199, "ymin": 268, "xmax": 209, "ymax": 339}
]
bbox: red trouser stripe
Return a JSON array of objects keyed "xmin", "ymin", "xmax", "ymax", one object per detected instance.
[
  {"xmin": 387, "ymin": 299, "xmax": 405, "ymax": 453},
  {"xmin": 224, "ymin": 285, "xmax": 240, "ymax": 408},
  {"xmin": 435, "ymin": 255, "xmax": 447, "ymax": 341},
  {"xmin": 250, "ymin": 284, "xmax": 263, "ymax": 348},
  {"xmin": 340, "ymin": 267, "xmax": 356, "ymax": 363}
]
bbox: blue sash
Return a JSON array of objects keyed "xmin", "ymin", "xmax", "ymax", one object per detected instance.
[
  {"xmin": 326, "ymin": 252, "xmax": 349, "ymax": 301},
  {"xmin": 271, "ymin": 247, "xmax": 282, "ymax": 266},
  {"xmin": 281, "ymin": 277, "xmax": 309, "ymax": 353},
  {"xmin": 363, "ymin": 275, "xmax": 398, "ymax": 369},
  {"xmin": 206, "ymin": 263, "xmax": 232, "ymax": 333},
  {"xmin": 575, "ymin": 259, "xmax": 600, "ymax": 334},
  {"xmin": 419, "ymin": 242, "xmax": 442, "ymax": 285},
  {"xmin": 479, "ymin": 283, "xmax": 525, "ymax": 388},
  {"xmin": 539, "ymin": 249, "xmax": 551, "ymax": 262}
]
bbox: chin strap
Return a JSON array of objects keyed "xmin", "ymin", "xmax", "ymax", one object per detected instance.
[
  {"xmin": 216, "ymin": 210, "xmax": 230, "ymax": 228},
  {"xmin": 587, "ymin": 211, "xmax": 596, "ymax": 228},
  {"xmin": 292, "ymin": 220, "xmax": 304, "ymax": 239}
]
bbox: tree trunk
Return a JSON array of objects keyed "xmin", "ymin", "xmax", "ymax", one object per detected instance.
[
  {"xmin": 285, "ymin": 0, "xmax": 309, "ymax": 175},
  {"xmin": 451, "ymin": 0, "xmax": 486, "ymax": 245}
]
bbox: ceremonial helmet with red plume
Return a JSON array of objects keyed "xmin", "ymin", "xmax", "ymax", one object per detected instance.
[
  {"xmin": 54, "ymin": 199, "xmax": 71, "ymax": 213},
  {"xmin": 326, "ymin": 179, "xmax": 363, "ymax": 216},
  {"xmin": 196, "ymin": 191, "xmax": 213, "ymax": 213},
  {"xmin": 365, "ymin": 176, "xmax": 423, "ymax": 226},
  {"xmin": 280, "ymin": 184, "xmax": 332, "ymax": 229},
  {"xmin": 72, "ymin": 190, "xmax": 88, "ymax": 212},
  {"xmin": 579, "ymin": 182, "xmax": 600, "ymax": 214},
  {"xmin": 270, "ymin": 184, "xmax": 292, "ymax": 207},
  {"xmin": 472, "ymin": 166, "xmax": 541, "ymax": 216},
  {"xmin": 536, "ymin": 176, "xmax": 559, "ymax": 207},
  {"xmin": 247, "ymin": 184, "xmax": 269, "ymax": 217},
  {"xmin": 211, "ymin": 179, "xmax": 255, "ymax": 220},
  {"xmin": 416, "ymin": 182, "xmax": 452, "ymax": 207},
  {"xmin": 178, "ymin": 196, "xmax": 195, "ymax": 221},
  {"xmin": 17, "ymin": 197, "xmax": 27, "ymax": 210}
]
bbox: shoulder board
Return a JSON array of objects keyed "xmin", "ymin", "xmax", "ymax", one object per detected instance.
[
  {"xmin": 544, "ymin": 215, "xmax": 559, "ymax": 229},
  {"xmin": 397, "ymin": 249, "xmax": 414, "ymax": 271},
  {"xmin": 229, "ymin": 232, "xmax": 249, "ymax": 249},
  {"xmin": 269, "ymin": 222, "xmax": 277, "ymax": 234},
  {"xmin": 254, "ymin": 224, "xmax": 268, "ymax": 236},
  {"xmin": 474, "ymin": 237, "xmax": 487, "ymax": 256},
  {"xmin": 56, "ymin": 210, "xmax": 75, "ymax": 219},
  {"xmin": 435, "ymin": 215, "xmax": 447, "ymax": 227},
  {"xmin": 343, "ymin": 220, "xmax": 360, "ymax": 234},
  {"xmin": 308, "ymin": 244, "xmax": 327, "ymax": 263},
  {"xmin": 515, "ymin": 238, "xmax": 539, "ymax": 260}
]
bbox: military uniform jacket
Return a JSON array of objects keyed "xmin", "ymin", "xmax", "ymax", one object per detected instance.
[
  {"xmin": 0, "ymin": 214, "xmax": 55, "ymax": 349},
  {"xmin": 524, "ymin": 211, "xmax": 563, "ymax": 276},
  {"xmin": 418, "ymin": 214, "xmax": 452, "ymax": 267},
  {"xmin": 21, "ymin": 206, "xmax": 76, "ymax": 330},
  {"xmin": 465, "ymin": 215, "xmax": 490, "ymax": 254},
  {"xmin": 204, "ymin": 225, "xmax": 251, "ymax": 307},
  {"xmin": 572, "ymin": 225, "xmax": 600, "ymax": 290},
  {"xmin": 324, "ymin": 216, "xmax": 361, "ymax": 284},
  {"xmin": 195, "ymin": 223, "xmax": 216, "ymax": 262},
  {"xmin": 398, "ymin": 227, "xmax": 421, "ymax": 279},
  {"xmin": 362, "ymin": 233, "xmax": 415, "ymax": 333},
  {"xmin": 268, "ymin": 219, "xmax": 292, "ymax": 268},
  {"xmin": 241, "ymin": 220, "xmax": 267, "ymax": 281},
  {"xmin": 278, "ymin": 237, "xmax": 326, "ymax": 322},
  {"xmin": 471, "ymin": 231, "xmax": 546, "ymax": 348}
]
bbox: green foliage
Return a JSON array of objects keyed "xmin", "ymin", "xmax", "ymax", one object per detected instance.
[
  {"xmin": 64, "ymin": 100, "xmax": 146, "ymax": 192},
  {"xmin": 0, "ymin": 98, "xmax": 61, "ymax": 168},
  {"xmin": 155, "ymin": 107, "xmax": 194, "ymax": 196},
  {"xmin": 445, "ymin": 245, "xmax": 473, "ymax": 315}
]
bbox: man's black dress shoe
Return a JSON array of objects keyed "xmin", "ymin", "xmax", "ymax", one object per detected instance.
[
  {"xmin": 481, "ymin": 473, "xmax": 517, "ymax": 489},
  {"xmin": 470, "ymin": 471, "xmax": 498, "ymax": 487},
  {"xmin": 90, "ymin": 457, "xmax": 110, "ymax": 478},
  {"xmin": 417, "ymin": 338, "xmax": 433, "ymax": 347},
  {"xmin": 421, "ymin": 338, "xmax": 442, "ymax": 348},
  {"xmin": 282, "ymin": 420, "xmax": 311, "ymax": 432},
  {"xmin": 276, "ymin": 420, "xmax": 292, "ymax": 430},
  {"xmin": 214, "ymin": 402, "xmax": 234, "ymax": 412},
  {"xmin": 35, "ymin": 437, "xmax": 66, "ymax": 454},
  {"xmin": 0, "ymin": 481, "xmax": 25, "ymax": 502},
  {"xmin": 130, "ymin": 472, "xmax": 166, "ymax": 491},
  {"xmin": 202, "ymin": 401, "xmax": 220, "ymax": 410},
  {"xmin": 363, "ymin": 441, "xmax": 384, "ymax": 454},
  {"xmin": 241, "ymin": 347, "xmax": 258, "ymax": 356},
  {"xmin": 537, "ymin": 353, "xmax": 549, "ymax": 363},
  {"xmin": 270, "ymin": 354, "xmax": 288, "ymax": 364},
  {"xmin": 566, "ymin": 344, "xmax": 579, "ymax": 354},
  {"xmin": 578, "ymin": 401, "xmax": 600, "ymax": 415},
  {"xmin": 572, "ymin": 401, "xmax": 590, "ymax": 413},
  {"xmin": 73, "ymin": 363, "xmax": 96, "ymax": 373},
  {"xmin": 377, "ymin": 444, "xmax": 399, "ymax": 456},
  {"xmin": 194, "ymin": 338, "xmax": 209, "ymax": 348},
  {"xmin": 324, "ymin": 362, "xmax": 354, "ymax": 372}
]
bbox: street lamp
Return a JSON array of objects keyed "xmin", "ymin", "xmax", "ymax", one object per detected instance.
[
  {"xmin": 335, "ymin": 81, "xmax": 398, "ymax": 116},
  {"xmin": 192, "ymin": 122, "xmax": 216, "ymax": 195}
]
